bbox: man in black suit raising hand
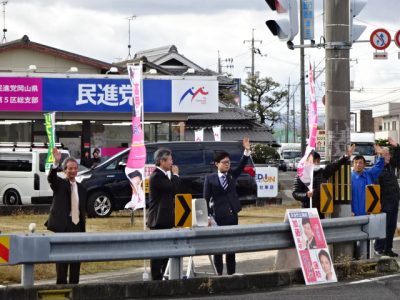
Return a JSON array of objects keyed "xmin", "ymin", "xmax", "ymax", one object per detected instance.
[
  {"xmin": 203, "ymin": 137, "xmax": 251, "ymax": 275},
  {"xmin": 45, "ymin": 148, "xmax": 88, "ymax": 284}
]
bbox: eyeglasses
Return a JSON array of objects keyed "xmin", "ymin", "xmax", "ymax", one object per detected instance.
[{"xmin": 219, "ymin": 160, "xmax": 231, "ymax": 164}]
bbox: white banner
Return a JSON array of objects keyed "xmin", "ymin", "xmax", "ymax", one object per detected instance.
[
  {"xmin": 287, "ymin": 208, "xmax": 337, "ymax": 285},
  {"xmin": 194, "ymin": 128, "xmax": 204, "ymax": 142},
  {"xmin": 212, "ymin": 125, "xmax": 221, "ymax": 141},
  {"xmin": 171, "ymin": 80, "xmax": 218, "ymax": 113},
  {"xmin": 255, "ymin": 167, "xmax": 278, "ymax": 198}
]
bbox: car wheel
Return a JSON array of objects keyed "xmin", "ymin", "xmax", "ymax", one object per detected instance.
[
  {"xmin": 87, "ymin": 191, "xmax": 113, "ymax": 218},
  {"xmin": 4, "ymin": 189, "xmax": 21, "ymax": 205}
]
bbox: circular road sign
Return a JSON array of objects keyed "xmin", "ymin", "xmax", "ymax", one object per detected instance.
[
  {"xmin": 395, "ymin": 30, "xmax": 400, "ymax": 48},
  {"xmin": 370, "ymin": 28, "xmax": 391, "ymax": 50}
]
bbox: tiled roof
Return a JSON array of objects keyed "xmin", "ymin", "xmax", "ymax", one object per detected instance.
[
  {"xmin": 187, "ymin": 106, "xmax": 256, "ymax": 121},
  {"xmin": 134, "ymin": 45, "xmax": 178, "ymax": 62}
]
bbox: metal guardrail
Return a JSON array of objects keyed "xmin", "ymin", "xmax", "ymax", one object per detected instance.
[{"xmin": 1, "ymin": 214, "xmax": 386, "ymax": 286}]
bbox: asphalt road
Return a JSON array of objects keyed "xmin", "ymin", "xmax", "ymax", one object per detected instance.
[{"xmin": 161, "ymin": 273, "xmax": 400, "ymax": 300}]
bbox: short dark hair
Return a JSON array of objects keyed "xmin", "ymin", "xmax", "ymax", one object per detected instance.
[
  {"xmin": 93, "ymin": 148, "xmax": 100, "ymax": 155},
  {"xmin": 128, "ymin": 170, "xmax": 142, "ymax": 180},
  {"xmin": 302, "ymin": 217, "xmax": 311, "ymax": 226},
  {"xmin": 154, "ymin": 148, "xmax": 172, "ymax": 166},
  {"xmin": 214, "ymin": 151, "xmax": 230, "ymax": 163},
  {"xmin": 312, "ymin": 151, "xmax": 320, "ymax": 160},
  {"xmin": 353, "ymin": 155, "xmax": 366, "ymax": 164},
  {"xmin": 318, "ymin": 249, "xmax": 331, "ymax": 264},
  {"xmin": 62, "ymin": 157, "xmax": 78, "ymax": 170}
]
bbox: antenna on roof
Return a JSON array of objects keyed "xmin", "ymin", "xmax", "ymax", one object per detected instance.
[
  {"xmin": 126, "ymin": 15, "xmax": 136, "ymax": 60},
  {"xmin": 1, "ymin": 1, "xmax": 7, "ymax": 43}
]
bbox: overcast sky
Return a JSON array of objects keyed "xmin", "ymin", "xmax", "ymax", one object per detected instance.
[{"xmin": 4, "ymin": 0, "xmax": 400, "ymax": 118}]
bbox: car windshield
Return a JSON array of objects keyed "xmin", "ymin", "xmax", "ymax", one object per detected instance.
[
  {"xmin": 283, "ymin": 151, "xmax": 301, "ymax": 159},
  {"xmin": 353, "ymin": 144, "xmax": 375, "ymax": 156}
]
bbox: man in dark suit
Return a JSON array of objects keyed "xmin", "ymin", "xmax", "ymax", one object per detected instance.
[
  {"xmin": 302, "ymin": 217, "xmax": 317, "ymax": 249},
  {"xmin": 147, "ymin": 148, "xmax": 180, "ymax": 280},
  {"xmin": 45, "ymin": 148, "xmax": 88, "ymax": 284},
  {"xmin": 203, "ymin": 137, "xmax": 251, "ymax": 275}
]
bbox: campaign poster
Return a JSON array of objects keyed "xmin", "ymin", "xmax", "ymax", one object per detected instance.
[{"xmin": 287, "ymin": 208, "xmax": 337, "ymax": 285}]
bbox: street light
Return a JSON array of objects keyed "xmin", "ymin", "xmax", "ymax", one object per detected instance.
[{"xmin": 106, "ymin": 66, "xmax": 118, "ymax": 74}]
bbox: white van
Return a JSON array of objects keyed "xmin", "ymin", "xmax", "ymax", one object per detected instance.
[
  {"xmin": 0, "ymin": 147, "xmax": 69, "ymax": 205},
  {"xmin": 350, "ymin": 132, "xmax": 376, "ymax": 166}
]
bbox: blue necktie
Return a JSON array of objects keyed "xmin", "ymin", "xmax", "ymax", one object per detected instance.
[{"xmin": 221, "ymin": 174, "xmax": 228, "ymax": 190}]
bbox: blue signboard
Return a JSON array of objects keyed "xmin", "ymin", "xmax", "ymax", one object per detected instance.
[
  {"xmin": 43, "ymin": 78, "xmax": 172, "ymax": 113},
  {"xmin": 302, "ymin": 0, "xmax": 314, "ymax": 41}
]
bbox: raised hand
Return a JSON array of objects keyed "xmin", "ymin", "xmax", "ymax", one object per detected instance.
[
  {"xmin": 374, "ymin": 144, "xmax": 383, "ymax": 156},
  {"xmin": 52, "ymin": 147, "xmax": 61, "ymax": 164},
  {"xmin": 347, "ymin": 144, "xmax": 356, "ymax": 157},
  {"xmin": 243, "ymin": 137, "xmax": 251, "ymax": 151}
]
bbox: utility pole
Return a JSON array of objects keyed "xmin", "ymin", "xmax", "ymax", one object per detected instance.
[
  {"xmin": 126, "ymin": 15, "xmax": 136, "ymax": 60},
  {"xmin": 243, "ymin": 28, "xmax": 262, "ymax": 78},
  {"xmin": 1, "ymin": 1, "xmax": 7, "ymax": 43},
  {"xmin": 299, "ymin": 2, "xmax": 306, "ymax": 154},
  {"xmin": 217, "ymin": 51, "xmax": 234, "ymax": 75},
  {"xmin": 325, "ymin": 0, "xmax": 352, "ymax": 259},
  {"xmin": 292, "ymin": 89, "xmax": 296, "ymax": 143},
  {"xmin": 286, "ymin": 79, "xmax": 290, "ymax": 143}
]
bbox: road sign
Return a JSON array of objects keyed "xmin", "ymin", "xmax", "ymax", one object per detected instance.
[
  {"xmin": 395, "ymin": 30, "xmax": 400, "ymax": 48},
  {"xmin": 175, "ymin": 194, "xmax": 192, "ymax": 227},
  {"xmin": 320, "ymin": 183, "xmax": 333, "ymax": 213},
  {"xmin": 365, "ymin": 184, "xmax": 380, "ymax": 214},
  {"xmin": 370, "ymin": 28, "xmax": 391, "ymax": 50},
  {"xmin": 333, "ymin": 164, "xmax": 351, "ymax": 204},
  {"xmin": 0, "ymin": 236, "xmax": 10, "ymax": 264},
  {"xmin": 373, "ymin": 52, "xmax": 388, "ymax": 60}
]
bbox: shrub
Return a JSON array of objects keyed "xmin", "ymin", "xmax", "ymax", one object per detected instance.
[{"xmin": 251, "ymin": 143, "xmax": 279, "ymax": 164}]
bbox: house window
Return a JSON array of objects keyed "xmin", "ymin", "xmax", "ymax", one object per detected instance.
[
  {"xmin": 393, "ymin": 121, "xmax": 396, "ymax": 130},
  {"xmin": 384, "ymin": 122, "xmax": 387, "ymax": 130}
]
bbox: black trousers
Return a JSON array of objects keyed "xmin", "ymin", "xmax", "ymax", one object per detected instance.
[
  {"xmin": 149, "ymin": 226, "xmax": 170, "ymax": 280},
  {"xmin": 214, "ymin": 213, "xmax": 238, "ymax": 275},
  {"xmin": 56, "ymin": 218, "xmax": 84, "ymax": 284},
  {"xmin": 375, "ymin": 207, "xmax": 399, "ymax": 252}
]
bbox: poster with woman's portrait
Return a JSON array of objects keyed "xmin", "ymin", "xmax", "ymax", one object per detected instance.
[{"xmin": 287, "ymin": 208, "xmax": 337, "ymax": 285}]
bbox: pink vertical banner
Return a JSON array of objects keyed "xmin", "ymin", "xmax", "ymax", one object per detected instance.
[
  {"xmin": 124, "ymin": 63, "xmax": 146, "ymax": 211},
  {"xmin": 0, "ymin": 77, "xmax": 43, "ymax": 111},
  {"xmin": 297, "ymin": 63, "xmax": 318, "ymax": 189}
]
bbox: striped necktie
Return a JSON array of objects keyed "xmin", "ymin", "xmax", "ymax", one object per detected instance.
[{"xmin": 221, "ymin": 174, "xmax": 228, "ymax": 190}]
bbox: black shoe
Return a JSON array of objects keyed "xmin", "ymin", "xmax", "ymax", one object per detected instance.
[
  {"xmin": 374, "ymin": 250, "xmax": 384, "ymax": 256},
  {"xmin": 384, "ymin": 250, "xmax": 399, "ymax": 257}
]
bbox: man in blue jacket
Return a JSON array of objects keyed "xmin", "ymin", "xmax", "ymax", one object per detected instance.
[{"xmin": 351, "ymin": 144, "xmax": 384, "ymax": 216}]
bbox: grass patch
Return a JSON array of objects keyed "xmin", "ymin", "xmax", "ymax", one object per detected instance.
[{"xmin": 0, "ymin": 203, "xmax": 298, "ymax": 284}]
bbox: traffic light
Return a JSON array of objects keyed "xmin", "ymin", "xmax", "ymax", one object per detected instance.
[
  {"xmin": 265, "ymin": 0, "xmax": 299, "ymax": 42},
  {"xmin": 350, "ymin": 0, "xmax": 367, "ymax": 43}
]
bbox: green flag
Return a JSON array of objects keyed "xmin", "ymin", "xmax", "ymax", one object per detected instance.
[{"xmin": 44, "ymin": 112, "xmax": 56, "ymax": 173}]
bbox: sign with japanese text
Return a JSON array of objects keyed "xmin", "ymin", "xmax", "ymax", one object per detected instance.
[
  {"xmin": 0, "ymin": 76, "xmax": 219, "ymax": 113},
  {"xmin": 44, "ymin": 112, "xmax": 56, "ymax": 174},
  {"xmin": 0, "ymin": 77, "xmax": 42, "ymax": 111},
  {"xmin": 255, "ymin": 166, "xmax": 278, "ymax": 198},
  {"xmin": 287, "ymin": 208, "xmax": 337, "ymax": 285},
  {"xmin": 302, "ymin": 0, "xmax": 314, "ymax": 40}
]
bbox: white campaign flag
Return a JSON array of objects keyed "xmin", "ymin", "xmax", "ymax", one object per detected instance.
[
  {"xmin": 194, "ymin": 128, "xmax": 204, "ymax": 141},
  {"xmin": 212, "ymin": 126, "xmax": 221, "ymax": 141}
]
